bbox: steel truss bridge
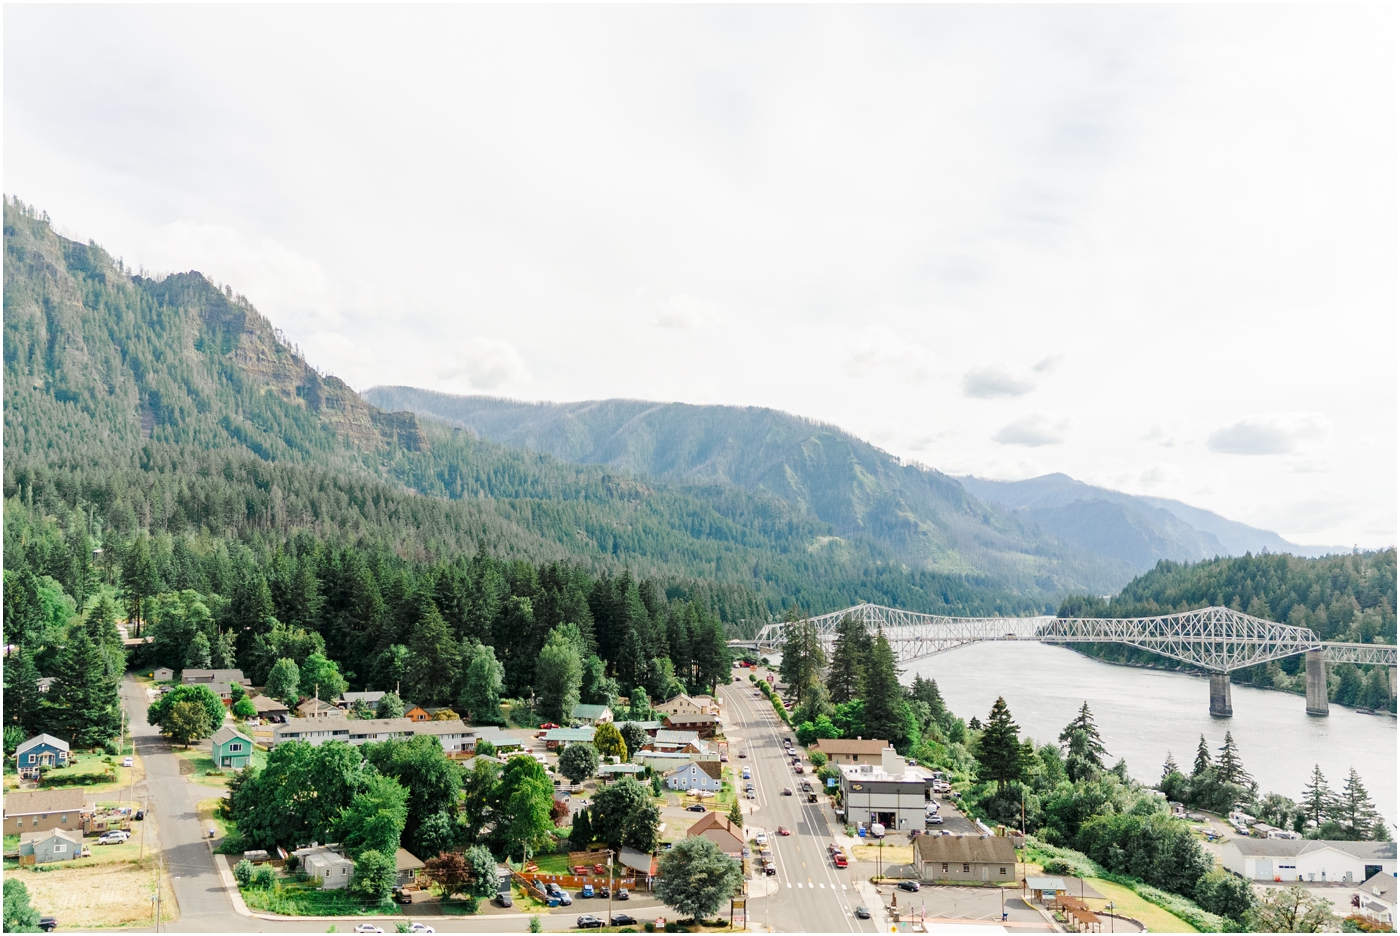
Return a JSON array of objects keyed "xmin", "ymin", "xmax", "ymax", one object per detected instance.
[{"xmin": 732, "ymin": 603, "xmax": 1397, "ymax": 673}]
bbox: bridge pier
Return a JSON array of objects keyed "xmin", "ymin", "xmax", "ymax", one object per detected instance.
[
  {"xmin": 1209, "ymin": 673, "xmax": 1233, "ymax": 717},
  {"xmin": 1305, "ymin": 650, "xmax": 1329, "ymax": 716}
]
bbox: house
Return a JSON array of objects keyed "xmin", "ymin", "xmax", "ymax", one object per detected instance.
[
  {"xmin": 271, "ymin": 716, "xmax": 475, "ymax": 755},
  {"xmin": 35, "ymin": 677, "xmax": 55, "ymax": 694},
  {"xmin": 812, "ymin": 738, "xmax": 892, "ymax": 765},
  {"xmin": 913, "ymin": 833, "xmax": 1018, "ymax": 883},
  {"xmin": 542, "ymin": 727, "xmax": 596, "ymax": 750},
  {"xmin": 180, "ymin": 668, "xmax": 253, "ymax": 699},
  {"xmin": 461, "ymin": 753, "xmax": 505, "ymax": 772},
  {"xmin": 296, "ymin": 697, "xmax": 339, "ymax": 719},
  {"xmin": 19, "ymin": 828, "xmax": 82, "ymax": 864},
  {"xmin": 686, "ymin": 812, "xmax": 744, "ymax": 857},
  {"xmin": 152, "ymin": 667, "xmax": 175, "ymax": 682},
  {"xmin": 395, "ymin": 847, "xmax": 425, "ymax": 886},
  {"xmin": 338, "ymin": 691, "xmax": 386, "ymax": 710},
  {"xmin": 664, "ymin": 761, "xmax": 723, "ymax": 792},
  {"xmin": 250, "ymin": 694, "xmax": 290, "ymax": 720},
  {"xmin": 657, "ymin": 694, "xmax": 717, "ymax": 718},
  {"xmin": 1223, "ymin": 839, "xmax": 1397, "ymax": 883},
  {"xmin": 650, "ymin": 730, "xmax": 706, "ymax": 754},
  {"xmin": 14, "ymin": 734, "xmax": 71, "ymax": 778},
  {"xmin": 1354, "ymin": 872, "xmax": 1395, "ymax": 927},
  {"xmin": 404, "ymin": 706, "xmax": 431, "ymax": 722},
  {"xmin": 839, "ymin": 749, "xmax": 931, "ymax": 833},
  {"xmin": 5, "ymin": 789, "xmax": 90, "ymax": 834},
  {"xmin": 661, "ymin": 713, "xmax": 720, "ymax": 739},
  {"xmin": 572, "ymin": 704, "xmax": 614, "ymax": 726},
  {"xmin": 299, "ymin": 845, "xmax": 355, "ymax": 889},
  {"xmin": 598, "ymin": 763, "xmax": 646, "ymax": 782},
  {"xmin": 211, "ymin": 725, "xmax": 254, "ymax": 769}
]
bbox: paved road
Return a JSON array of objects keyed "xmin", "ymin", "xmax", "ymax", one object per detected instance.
[{"xmin": 720, "ymin": 679, "xmax": 878, "ymax": 933}]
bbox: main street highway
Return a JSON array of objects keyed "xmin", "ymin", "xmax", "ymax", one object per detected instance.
[{"xmin": 718, "ymin": 679, "xmax": 880, "ymax": 933}]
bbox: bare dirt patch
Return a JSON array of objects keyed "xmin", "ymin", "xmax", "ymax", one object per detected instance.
[
  {"xmin": 852, "ymin": 844, "xmax": 913, "ymax": 864},
  {"xmin": 19, "ymin": 859, "xmax": 177, "ymax": 927}
]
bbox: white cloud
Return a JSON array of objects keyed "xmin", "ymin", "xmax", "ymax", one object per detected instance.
[
  {"xmin": 1138, "ymin": 463, "xmax": 1184, "ymax": 487},
  {"xmin": 961, "ymin": 365, "xmax": 1035, "ymax": 399},
  {"xmin": 1206, "ymin": 412, "xmax": 1330, "ymax": 456},
  {"xmin": 655, "ymin": 294, "xmax": 724, "ymax": 330},
  {"xmin": 993, "ymin": 415, "xmax": 1068, "ymax": 447},
  {"xmin": 1032, "ymin": 355, "xmax": 1064, "ymax": 374},
  {"xmin": 844, "ymin": 327, "xmax": 934, "ymax": 381},
  {"xmin": 440, "ymin": 338, "xmax": 530, "ymax": 392}
]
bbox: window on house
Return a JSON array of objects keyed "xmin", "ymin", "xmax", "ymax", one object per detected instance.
[
  {"xmin": 963, "ymin": 864, "xmax": 970, "ymax": 873},
  {"xmin": 53, "ymin": 844, "xmax": 66, "ymax": 853},
  {"xmin": 941, "ymin": 863, "xmax": 948, "ymax": 873},
  {"xmin": 61, "ymin": 815, "xmax": 67, "ymax": 823},
  {"xmin": 229, "ymin": 743, "xmax": 242, "ymax": 752},
  {"xmin": 999, "ymin": 867, "xmax": 1007, "ymax": 875}
]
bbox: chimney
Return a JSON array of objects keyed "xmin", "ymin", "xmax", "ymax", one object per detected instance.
[{"xmin": 881, "ymin": 746, "xmax": 903, "ymax": 778}]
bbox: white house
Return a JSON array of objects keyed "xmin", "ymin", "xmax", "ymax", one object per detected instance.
[
  {"xmin": 1353, "ymin": 872, "xmax": 1394, "ymax": 928},
  {"xmin": 657, "ymin": 694, "xmax": 715, "ymax": 718},
  {"xmin": 1222, "ymin": 839, "xmax": 1396, "ymax": 883},
  {"xmin": 272, "ymin": 717, "xmax": 474, "ymax": 755},
  {"xmin": 664, "ymin": 760, "xmax": 723, "ymax": 792}
]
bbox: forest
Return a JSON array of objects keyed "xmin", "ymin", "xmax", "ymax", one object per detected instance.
[{"xmin": 1057, "ymin": 550, "xmax": 1397, "ymax": 710}]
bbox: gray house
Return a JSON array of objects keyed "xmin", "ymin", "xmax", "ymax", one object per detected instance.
[{"xmin": 20, "ymin": 828, "xmax": 82, "ymax": 864}]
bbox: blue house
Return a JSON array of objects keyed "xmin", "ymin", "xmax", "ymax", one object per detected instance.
[{"xmin": 15, "ymin": 734, "xmax": 70, "ymax": 779}]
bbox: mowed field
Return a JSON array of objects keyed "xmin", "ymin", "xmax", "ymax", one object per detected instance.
[{"xmin": 19, "ymin": 859, "xmax": 177, "ymax": 926}]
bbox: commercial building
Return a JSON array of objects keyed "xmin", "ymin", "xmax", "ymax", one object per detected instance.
[
  {"xmin": 913, "ymin": 834, "xmax": 1018, "ymax": 883},
  {"xmin": 1222, "ymin": 839, "xmax": 1396, "ymax": 883},
  {"xmin": 838, "ymin": 748, "xmax": 930, "ymax": 833}
]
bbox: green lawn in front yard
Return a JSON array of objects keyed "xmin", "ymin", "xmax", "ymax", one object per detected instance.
[
  {"xmin": 531, "ymin": 852, "xmax": 572, "ymax": 874},
  {"xmin": 239, "ymin": 879, "xmax": 402, "ymax": 917},
  {"xmin": 32, "ymin": 757, "xmax": 133, "ymax": 794}
]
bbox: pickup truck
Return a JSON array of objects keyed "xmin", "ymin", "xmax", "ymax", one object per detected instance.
[{"xmin": 832, "ymin": 851, "xmax": 847, "ymax": 868}]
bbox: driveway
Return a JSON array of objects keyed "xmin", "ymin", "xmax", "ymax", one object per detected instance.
[{"xmin": 123, "ymin": 675, "xmax": 237, "ymax": 931}]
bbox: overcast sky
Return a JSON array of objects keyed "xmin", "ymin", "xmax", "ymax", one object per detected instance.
[{"xmin": 6, "ymin": 5, "xmax": 1395, "ymax": 548}]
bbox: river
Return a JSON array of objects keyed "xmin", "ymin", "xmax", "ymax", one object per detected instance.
[{"xmin": 902, "ymin": 643, "xmax": 1397, "ymax": 829}]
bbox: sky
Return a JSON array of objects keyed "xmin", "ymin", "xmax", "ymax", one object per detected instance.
[{"xmin": 5, "ymin": 5, "xmax": 1396, "ymax": 548}]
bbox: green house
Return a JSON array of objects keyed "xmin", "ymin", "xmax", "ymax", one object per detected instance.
[{"xmin": 211, "ymin": 725, "xmax": 254, "ymax": 769}]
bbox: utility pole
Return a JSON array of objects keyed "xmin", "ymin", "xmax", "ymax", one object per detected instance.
[{"xmin": 607, "ymin": 849, "xmax": 614, "ymax": 927}]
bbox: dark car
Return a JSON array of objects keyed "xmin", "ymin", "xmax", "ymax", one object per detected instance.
[
  {"xmin": 610, "ymin": 914, "xmax": 637, "ymax": 926},
  {"xmin": 576, "ymin": 915, "xmax": 604, "ymax": 928},
  {"xmin": 495, "ymin": 891, "xmax": 513, "ymax": 908},
  {"xmin": 897, "ymin": 881, "xmax": 921, "ymax": 892},
  {"xmin": 686, "ymin": 803, "xmax": 706, "ymax": 812},
  {"xmin": 616, "ymin": 888, "xmax": 630, "ymax": 900},
  {"xmin": 854, "ymin": 907, "xmax": 871, "ymax": 920},
  {"xmin": 391, "ymin": 887, "xmax": 413, "ymax": 905},
  {"xmin": 782, "ymin": 788, "xmax": 793, "ymax": 796},
  {"xmin": 38, "ymin": 920, "xmax": 58, "ymax": 934},
  {"xmin": 598, "ymin": 886, "xmax": 610, "ymax": 898}
]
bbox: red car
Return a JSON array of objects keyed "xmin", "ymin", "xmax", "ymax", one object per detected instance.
[
  {"xmin": 776, "ymin": 827, "xmax": 791, "ymax": 836},
  {"xmin": 833, "ymin": 853, "xmax": 848, "ymax": 869}
]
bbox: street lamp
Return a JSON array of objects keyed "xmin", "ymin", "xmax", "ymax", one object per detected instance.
[{"xmin": 1106, "ymin": 900, "xmax": 1115, "ymax": 933}]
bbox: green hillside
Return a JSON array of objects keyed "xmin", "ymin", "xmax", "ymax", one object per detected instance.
[{"xmin": 3, "ymin": 198, "xmax": 1076, "ymax": 626}]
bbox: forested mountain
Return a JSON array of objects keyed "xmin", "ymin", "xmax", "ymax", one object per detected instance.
[
  {"xmin": 1057, "ymin": 551, "xmax": 1397, "ymax": 708},
  {"xmin": 362, "ymin": 387, "xmax": 1136, "ymax": 592},
  {"xmin": 960, "ymin": 473, "xmax": 1337, "ymax": 567}
]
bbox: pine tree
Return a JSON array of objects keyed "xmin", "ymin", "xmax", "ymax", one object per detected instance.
[
  {"xmin": 975, "ymin": 696, "xmax": 1024, "ymax": 788},
  {"xmin": 213, "ymin": 630, "xmax": 238, "ymax": 669},
  {"xmin": 1162, "ymin": 752, "xmax": 1180, "ymax": 779},
  {"xmin": 778, "ymin": 617, "xmax": 825, "ymax": 706},
  {"xmin": 1335, "ymin": 768, "xmax": 1381, "ymax": 840},
  {"xmin": 46, "ymin": 626, "xmax": 122, "ymax": 748},
  {"xmin": 826, "ymin": 614, "xmax": 870, "ymax": 705},
  {"xmin": 1058, "ymin": 701, "xmax": 1108, "ymax": 768},
  {"xmin": 1192, "ymin": 735, "xmax": 1212, "ymax": 777},
  {"xmin": 1301, "ymin": 765, "xmax": 1333, "ymax": 827},
  {"xmin": 3, "ymin": 646, "xmax": 43, "ymax": 732},
  {"xmin": 405, "ymin": 605, "xmax": 464, "ymax": 707},
  {"xmin": 861, "ymin": 632, "xmax": 909, "ymax": 751},
  {"xmin": 187, "ymin": 631, "xmax": 213, "ymax": 669},
  {"xmin": 728, "ymin": 799, "xmax": 744, "ymax": 827},
  {"xmin": 1216, "ymin": 732, "xmax": 1252, "ymax": 787},
  {"xmin": 570, "ymin": 806, "xmax": 593, "ymax": 849}
]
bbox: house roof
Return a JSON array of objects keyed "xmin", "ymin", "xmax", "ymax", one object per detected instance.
[
  {"xmin": 599, "ymin": 763, "xmax": 645, "ymax": 774},
  {"xmin": 618, "ymin": 720, "xmax": 664, "ymax": 731},
  {"xmin": 274, "ymin": 716, "xmax": 471, "ymax": 738},
  {"xmin": 296, "ymin": 697, "xmax": 339, "ymax": 714},
  {"xmin": 619, "ymin": 846, "xmax": 658, "ymax": 876},
  {"xmin": 687, "ymin": 811, "xmax": 741, "ymax": 840},
  {"xmin": 544, "ymin": 727, "xmax": 596, "ymax": 742},
  {"xmin": 1227, "ymin": 839, "xmax": 1397, "ymax": 860},
  {"xmin": 3, "ymin": 789, "xmax": 90, "ymax": 816},
  {"xmin": 211, "ymin": 725, "xmax": 253, "ymax": 748},
  {"xmin": 572, "ymin": 704, "xmax": 612, "ymax": 720},
  {"xmin": 813, "ymin": 738, "xmax": 891, "ymax": 756},
  {"xmin": 342, "ymin": 691, "xmax": 386, "ymax": 704},
  {"xmin": 666, "ymin": 760, "xmax": 723, "ymax": 780},
  {"xmin": 1362, "ymin": 872, "xmax": 1395, "ymax": 904},
  {"xmin": 914, "ymin": 834, "xmax": 1017, "ymax": 864},
  {"xmin": 395, "ymin": 847, "xmax": 425, "ymax": 872},
  {"xmin": 181, "ymin": 668, "xmax": 250, "ymax": 684},
  {"xmin": 251, "ymin": 694, "xmax": 289, "ymax": 713},
  {"xmin": 654, "ymin": 730, "xmax": 701, "ymax": 746},
  {"xmin": 20, "ymin": 828, "xmax": 81, "ymax": 846},
  {"xmin": 15, "ymin": 733, "xmax": 69, "ymax": 756},
  {"xmin": 663, "ymin": 712, "xmax": 719, "ymax": 724},
  {"xmin": 1026, "ymin": 876, "xmax": 1068, "ymax": 892},
  {"xmin": 662, "ymin": 694, "xmax": 697, "ymax": 707}
]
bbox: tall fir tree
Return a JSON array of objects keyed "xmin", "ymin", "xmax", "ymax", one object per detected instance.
[
  {"xmin": 778, "ymin": 617, "xmax": 825, "ymax": 706},
  {"xmin": 1335, "ymin": 767, "xmax": 1381, "ymax": 840},
  {"xmin": 1058, "ymin": 701, "xmax": 1108, "ymax": 768},
  {"xmin": 1192, "ymin": 735, "xmax": 1212, "ymax": 777},
  {"xmin": 1216, "ymin": 732, "xmax": 1252, "ymax": 788},
  {"xmin": 1301, "ymin": 765, "xmax": 1334, "ymax": 826},
  {"xmin": 826, "ymin": 614, "xmax": 870, "ymax": 705},
  {"xmin": 3, "ymin": 646, "xmax": 43, "ymax": 732},
  {"xmin": 860, "ymin": 631, "xmax": 909, "ymax": 751},
  {"xmin": 46, "ymin": 626, "xmax": 122, "ymax": 748},
  {"xmin": 975, "ymin": 696, "xmax": 1024, "ymax": 788},
  {"xmin": 1161, "ymin": 752, "xmax": 1180, "ymax": 779}
]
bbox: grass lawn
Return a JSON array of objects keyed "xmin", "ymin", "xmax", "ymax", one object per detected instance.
[
  {"xmin": 30, "ymin": 757, "xmax": 136, "ymax": 794},
  {"xmin": 531, "ymin": 852, "xmax": 572, "ymax": 874},
  {"xmin": 196, "ymin": 796, "xmax": 235, "ymax": 840},
  {"xmin": 4, "ymin": 834, "xmax": 20, "ymax": 855},
  {"xmin": 240, "ymin": 879, "xmax": 403, "ymax": 917},
  {"xmin": 1084, "ymin": 878, "xmax": 1198, "ymax": 934}
]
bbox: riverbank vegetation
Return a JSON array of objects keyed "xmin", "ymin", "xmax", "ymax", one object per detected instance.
[{"xmin": 1058, "ymin": 551, "xmax": 1397, "ymax": 712}]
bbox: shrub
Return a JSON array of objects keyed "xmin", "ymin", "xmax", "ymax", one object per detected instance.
[
  {"xmin": 233, "ymin": 859, "xmax": 255, "ymax": 887},
  {"xmin": 252, "ymin": 866, "xmax": 277, "ymax": 888}
]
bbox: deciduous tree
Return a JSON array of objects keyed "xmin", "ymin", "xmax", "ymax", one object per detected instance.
[
  {"xmin": 535, "ymin": 626, "xmax": 583, "ymax": 725},
  {"xmin": 558, "ymin": 743, "xmax": 599, "ymax": 786},
  {"xmin": 265, "ymin": 658, "xmax": 302, "ymax": 706},
  {"xmin": 593, "ymin": 722, "xmax": 627, "ymax": 761},
  {"xmin": 654, "ymin": 836, "xmax": 743, "ymax": 922}
]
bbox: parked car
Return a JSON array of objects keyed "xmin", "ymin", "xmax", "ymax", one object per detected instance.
[
  {"xmin": 610, "ymin": 914, "xmax": 637, "ymax": 926},
  {"xmin": 686, "ymin": 804, "xmax": 706, "ymax": 813},
  {"xmin": 353, "ymin": 926, "xmax": 385, "ymax": 934},
  {"xmin": 408, "ymin": 925, "xmax": 436, "ymax": 934},
  {"xmin": 793, "ymin": 765, "xmax": 804, "ymax": 774},
  {"xmin": 392, "ymin": 887, "xmax": 413, "ymax": 905},
  {"xmin": 122, "ymin": 757, "xmax": 134, "ymax": 767},
  {"xmin": 738, "ymin": 751, "xmax": 747, "ymax": 758},
  {"xmin": 720, "ymin": 754, "xmax": 729, "ymax": 762},
  {"xmin": 925, "ymin": 815, "xmax": 943, "ymax": 825},
  {"xmin": 576, "ymin": 915, "xmax": 604, "ymax": 928},
  {"xmin": 581, "ymin": 884, "xmax": 595, "ymax": 898},
  {"xmin": 38, "ymin": 919, "xmax": 57, "ymax": 933},
  {"xmin": 854, "ymin": 907, "xmax": 871, "ymax": 920},
  {"xmin": 494, "ymin": 892, "xmax": 513, "ymax": 908},
  {"xmin": 897, "ymin": 881, "xmax": 921, "ymax": 892},
  {"xmin": 755, "ymin": 832, "xmax": 768, "ymax": 845},
  {"xmin": 762, "ymin": 861, "xmax": 776, "ymax": 876},
  {"xmin": 97, "ymin": 831, "xmax": 128, "ymax": 845},
  {"xmin": 746, "ymin": 789, "xmax": 755, "ymax": 799},
  {"xmin": 598, "ymin": 886, "xmax": 609, "ymax": 898},
  {"xmin": 616, "ymin": 888, "xmax": 629, "ymax": 900}
]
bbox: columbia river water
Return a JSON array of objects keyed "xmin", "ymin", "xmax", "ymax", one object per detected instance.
[{"xmin": 903, "ymin": 643, "xmax": 1397, "ymax": 829}]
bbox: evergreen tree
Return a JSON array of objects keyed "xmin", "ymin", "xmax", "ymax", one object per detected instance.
[
  {"xmin": 535, "ymin": 626, "xmax": 583, "ymax": 725},
  {"xmin": 1335, "ymin": 767, "xmax": 1381, "ymax": 840},
  {"xmin": 826, "ymin": 614, "xmax": 870, "ymax": 705},
  {"xmin": 1192, "ymin": 735, "xmax": 1212, "ymax": 777},
  {"xmin": 618, "ymin": 721, "xmax": 648, "ymax": 759},
  {"xmin": 404, "ymin": 606, "xmax": 463, "ymax": 707},
  {"xmin": 974, "ymin": 696, "xmax": 1024, "ymax": 788},
  {"xmin": 778, "ymin": 617, "xmax": 825, "ymax": 706},
  {"xmin": 860, "ymin": 632, "xmax": 909, "ymax": 751},
  {"xmin": 46, "ymin": 626, "xmax": 122, "ymax": 748},
  {"xmin": 187, "ymin": 631, "xmax": 213, "ymax": 670},
  {"xmin": 728, "ymin": 798, "xmax": 744, "ymax": 827},
  {"xmin": 627, "ymin": 687, "xmax": 651, "ymax": 721},
  {"xmin": 1058, "ymin": 702, "xmax": 1108, "ymax": 768},
  {"xmin": 1216, "ymin": 732, "xmax": 1252, "ymax": 788},
  {"xmin": 570, "ymin": 806, "xmax": 594, "ymax": 848},
  {"xmin": 3, "ymin": 646, "xmax": 43, "ymax": 732},
  {"xmin": 213, "ymin": 629, "xmax": 238, "ymax": 669},
  {"xmin": 1161, "ymin": 752, "xmax": 1179, "ymax": 779},
  {"xmin": 120, "ymin": 533, "xmax": 161, "ymax": 633},
  {"xmin": 1301, "ymin": 765, "xmax": 1334, "ymax": 827}
]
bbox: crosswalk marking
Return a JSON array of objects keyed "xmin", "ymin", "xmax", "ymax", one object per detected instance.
[
  {"xmin": 842, "ymin": 884, "xmax": 847, "ymax": 890},
  {"xmin": 796, "ymin": 882, "xmax": 803, "ymax": 888},
  {"xmin": 786, "ymin": 882, "xmax": 792, "ymax": 888},
  {"xmin": 819, "ymin": 883, "xmax": 825, "ymax": 888}
]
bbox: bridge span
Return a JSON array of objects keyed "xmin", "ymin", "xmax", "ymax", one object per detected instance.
[{"xmin": 728, "ymin": 603, "xmax": 1397, "ymax": 718}]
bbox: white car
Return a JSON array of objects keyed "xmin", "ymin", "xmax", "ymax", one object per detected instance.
[
  {"xmin": 408, "ymin": 925, "xmax": 436, "ymax": 934},
  {"xmin": 97, "ymin": 831, "xmax": 129, "ymax": 845},
  {"xmin": 754, "ymin": 832, "xmax": 768, "ymax": 845},
  {"xmin": 353, "ymin": 926, "xmax": 384, "ymax": 934}
]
